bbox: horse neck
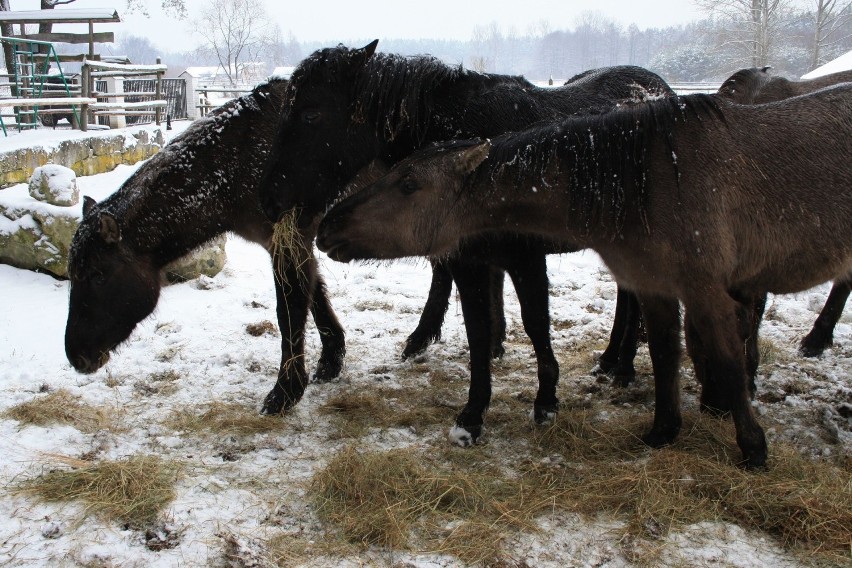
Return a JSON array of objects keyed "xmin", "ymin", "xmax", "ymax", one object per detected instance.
[
  {"xmin": 111, "ymin": 120, "xmax": 272, "ymax": 267},
  {"xmin": 467, "ymin": 110, "xmax": 665, "ymax": 241}
]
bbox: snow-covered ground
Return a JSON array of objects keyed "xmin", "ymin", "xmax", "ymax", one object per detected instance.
[{"xmin": 0, "ymin": 125, "xmax": 849, "ymax": 567}]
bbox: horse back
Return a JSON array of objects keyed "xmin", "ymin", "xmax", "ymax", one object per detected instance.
[{"xmin": 656, "ymin": 88, "xmax": 852, "ymax": 293}]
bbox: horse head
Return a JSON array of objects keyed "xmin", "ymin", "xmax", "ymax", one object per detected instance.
[
  {"xmin": 259, "ymin": 40, "xmax": 382, "ymax": 225},
  {"xmin": 717, "ymin": 67, "xmax": 773, "ymax": 104},
  {"xmin": 65, "ymin": 196, "xmax": 161, "ymax": 373},
  {"xmin": 317, "ymin": 140, "xmax": 491, "ymax": 262}
]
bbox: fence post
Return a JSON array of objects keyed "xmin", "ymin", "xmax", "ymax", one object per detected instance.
[
  {"xmin": 155, "ymin": 57, "xmax": 162, "ymax": 126},
  {"xmin": 104, "ymin": 74, "xmax": 126, "ymax": 128},
  {"xmin": 80, "ymin": 63, "xmax": 90, "ymax": 131}
]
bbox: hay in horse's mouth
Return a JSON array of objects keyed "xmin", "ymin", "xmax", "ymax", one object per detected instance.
[{"xmin": 271, "ymin": 210, "xmax": 311, "ymax": 288}]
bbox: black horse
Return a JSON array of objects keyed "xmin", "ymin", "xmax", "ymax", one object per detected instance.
[
  {"xmin": 64, "ymin": 80, "xmax": 350, "ymax": 405},
  {"xmin": 316, "ymin": 87, "xmax": 852, "ymax": 468},
  {"xmin": 717, "ymin": 66, "xmax": 852, "ymax": 357},
  {"xmin": 63, "ymin": 78, "xmax": 526, "ymax": 412},
  {"xmin": 258, "ymin": 40, "xmax": 674, "ymax": 444}
]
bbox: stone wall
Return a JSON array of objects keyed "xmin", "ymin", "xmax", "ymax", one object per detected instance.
[
  {"xmin": 0, "ymin": 128, "xmax": 165, "ymax": 188},
  {"xmin": 0, "ymin": 135, "xmax": 227, "ymax": 281}
]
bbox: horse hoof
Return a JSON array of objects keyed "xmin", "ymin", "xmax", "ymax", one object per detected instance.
[
  {"xmin": 798, "ymin": 340, "xmax": 828, "ymax": 358},
  {"xmin": 531, "ymin": 404, "xmax": 559, "ymax": 425},
  {"xmin": 260, "ymin": 388, "xmax": 301, "ymax": 415},
  {"xmin": 591, "ymin": 362, "xmax": 635, "ymax": 387},
  {"xmin": 448, "ymin": 424, "xmax": 482, "ymax": 447},
  {"xmin": 490, "ymin": 344, "xmax": 505, "ymax": 359},
  {"xmin": 402, "ymin": 332, "xmax": 438, "ymax": 359},
  {"xmin": 314, "ymin": 354, "xmax": 344, "ymax": 383},
  {"xmin": 641, "ymin": 426, "xmax": 679, "ymax": 448},
  {"xmin": 591, "ymin": 357, "xmax": 618, "ymax": 376},
  {"xmin": 739, "ymin": 448, "xmax": 768, "ymax": 470},
  {"xmin": 611, "ymin": 371, "xmax": 636, "ymax": 388}
]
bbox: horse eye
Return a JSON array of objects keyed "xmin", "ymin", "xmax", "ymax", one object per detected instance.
[
  {"xmin": 302, "ymin": 110, "xmax": 321, "ymax": 124},
  {"xmin": 400, "ymin": 178, "xmax": 418, "ymax": 195},
  {"xmin": 92, "ymin": 272, "xmax": 106, "ymax": 286}
]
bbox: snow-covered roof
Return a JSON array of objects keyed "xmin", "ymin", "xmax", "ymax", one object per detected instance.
[
  {"xmin": 0, "ymin": 9, "xmax": 120, "ymax": 24},
  {"xmin": 180, "ymin": 66, "xmax": 226, "ymax": 79},
  {"xmin": 801, "ymin": 50, "xmax": 852, "ymax": 79}
]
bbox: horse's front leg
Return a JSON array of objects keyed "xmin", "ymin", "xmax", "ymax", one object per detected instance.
[
  {"xmin": 447, "ymin": 259, "xmax": 494, "ymax": 446},
  {"xmin": 504, "ymin": 253, "xmax": 560, "ymax": 424},
  {"xmin": 311, "ymin": 273, "xmax": 346, "ymax": 382},
  {"xmin": 800, "ymin": 279, "xmax": 850, "ymax": 357},
  {"xmin": 594, "ymin": 287, "xmax": 641, "ymax": 386},
  {"xmin": 637, "ymin": 294, "xmax": 683, "ymax": 448},
  {"xmin": 261, "ymin": 245, "xmax": 317, "ymax": 414},
  {"xmin": 402, "ymin": 260, "xmax": 453, "ymax": 358},
  {"xmin": 683, "ymin": 288, "xmax": 767, "ymax": 469}
]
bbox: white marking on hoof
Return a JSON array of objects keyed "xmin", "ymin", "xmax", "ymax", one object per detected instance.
[
  {"xmin": 448, "ymin": 425, "xmax": 476, "ymax": 447},
  {"xmin": 530, "ymin": 408, "xmax": 558, "ymax": 425}
]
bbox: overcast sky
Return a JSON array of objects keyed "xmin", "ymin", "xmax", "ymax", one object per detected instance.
[{"xmin": 12, "ymin": 0, "xmax": 704, "ymax": 53}]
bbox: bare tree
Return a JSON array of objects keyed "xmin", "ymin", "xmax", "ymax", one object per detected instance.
[
  {"xmin": 117, "ymin": 34, "xmax": 160, "ymax": 64},
  {"xmin": 695, "ymin": 0, "xmax": 793, "ymax": 66},
  {"xmin": 194, "ymin": 0, "xmax": 273, "ymax": 86},
  {"xmin": 470, "ymin": 21, "xmax": 502, "ymax": 72},
  {"xmin": 806, "ymin": 0, "xmax": 852, "ymax": 67}
]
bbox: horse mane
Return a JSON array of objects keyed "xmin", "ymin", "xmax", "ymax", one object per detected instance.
[
  {"xmin": 288, "ymin": 45, "xmax": 530, "ymax": 144},
  {"xmin": 474, "ymin": 94, "xmax": 726, "ymax": 235},
  {"xmin": 73, "ymin": 77, "xmax": 289, "ymax": 264}
]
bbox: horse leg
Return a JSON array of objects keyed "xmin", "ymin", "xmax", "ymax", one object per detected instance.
[
  {"xmin": 800, "ymin": 280, "xmax": 851, "ymax": 357},
  {"xmin": 489, "ymin": 266, "xmax": 507, "ymax": 358},
  {"xmin": 402, "ymin": 260, "xmax": 452, "ymax": 359},
  {"xmin": 311, "ymin": 272, "xmax": 346, "ymax": 382},
  {"xmin": 593, "ymin": 288, "xmax": 641, "ymax": 387},
  {"xmin": 261, "ymin": 246, "xmax": 317, "ymax": 414},
  {"xmin": 694, "ymin": 291, "xmax": 766, "ymax": 414},
  {"xmin": 637, "ymin": 294, "xmax": 683, "ymax": 448},
  {"xmin": 682, "ymin": 289, "xmax": 767, "ymax": 469},
  {"xmin": 447, "ymin": 259, "xmax": 494, "ymax": 446},
  {"xmin": 504, "ymin": 253, "xmax": 560, "ymax": 424}
]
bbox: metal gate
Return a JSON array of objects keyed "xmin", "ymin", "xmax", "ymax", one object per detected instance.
[{"xmin": 95, "ymin": 77, "xmax": 187, "ymax": 125}]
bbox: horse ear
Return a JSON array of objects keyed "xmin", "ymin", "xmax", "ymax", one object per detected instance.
[
  {"xmin": 351, "ymin": 39, "xmax": 379, "ymax": 69},
  {"xmin": 454, "ymin": 141, "xmax": 491, "ymax": 175},
  {"xmin": 761, "ymin": 66, "xmax": 772, "ymax": 73},
  {"xmin": 83, "ymin": 195, "xmax": 97, "ymax": 216},
  {"xmin": 98, "ymin": 213, "xmax": 122, "ymax": 244}
]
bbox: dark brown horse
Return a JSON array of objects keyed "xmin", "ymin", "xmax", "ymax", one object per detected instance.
[
  {"xmin": 718, "ymin": 66, "xmax": 852, "ymax": 357},
  {"xmin": 317, "ymin": 87, "xmax": 852, "ymax": 468},
  {"xmin": 257, "ymin": 40, "xmax": 675, "ymax": 443},
  {"xmin": 64, "ymin": 80, "xmax": 349, "ymax": 410}
]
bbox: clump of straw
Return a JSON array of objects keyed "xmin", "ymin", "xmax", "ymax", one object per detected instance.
[
  {"xmin": 3, "ymin": 388, "xmax": 115, "ymax": 433},
  {"xmin": 14, "ymin": 454, "xmax": 182, "ymax": 528}
]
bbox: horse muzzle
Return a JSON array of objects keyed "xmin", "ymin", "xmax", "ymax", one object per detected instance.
[{"xmin": 68, "ymin": 351, "xmax": 111, "ymax": 374}]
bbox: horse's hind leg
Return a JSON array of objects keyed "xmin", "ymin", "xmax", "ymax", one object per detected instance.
[
  {"xmin": 693, "ymin": 292, "xmax": 766, "ymax": 414},
  {"xmin": 311, "ymin": 273, "xmax": 346, "ymax": 382},
  {"xmin": 593, "ymin": 287, "xmax": 641, "ymax": 387},
  {"xmin": 637, "ymin": 295, "xmax": 683, "ymax": 448},
  {"xmin": 504, "ymin": 253, "xmax": 560, "ymax": 424},
  {"xmin": 262, "ymin": 248, "xmax": 316, "ymax": 414},
  {"xmin": 800, "ymin": 280, "xmax": 850, "ymax": 357},
  {"xmin": 447, "ymin": 259, "xmax": 495, "ymax": 446},
  {"xmin": 683, "ymin": 289, "xmax": 767, "ymax": 469},
  {"xmin": 402, "ymin": 260, "xmax": 452, "ymax": 358}
]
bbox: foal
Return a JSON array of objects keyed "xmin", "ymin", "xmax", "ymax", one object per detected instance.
[{"xmin": 317, "ymin": 88, "xmax": 852, "ymax": 468}]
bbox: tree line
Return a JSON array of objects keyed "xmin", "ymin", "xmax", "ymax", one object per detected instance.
[{"xmin": 3, "ymin": 0, "xmax": 852, "ymax": 86}]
